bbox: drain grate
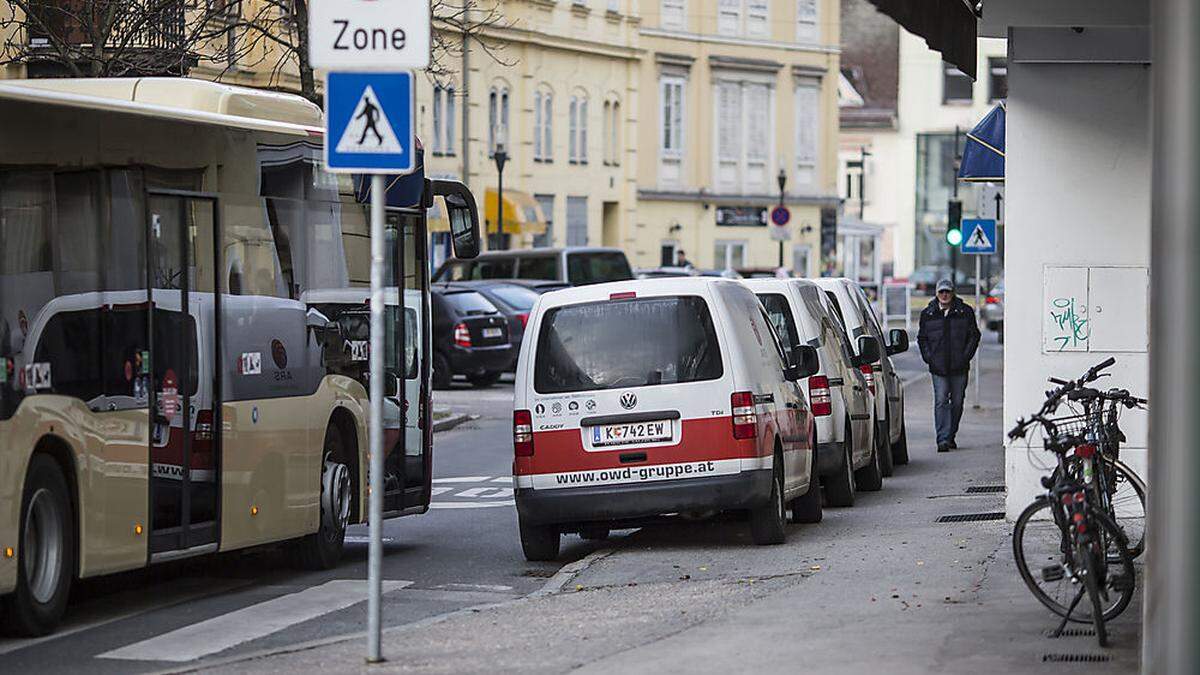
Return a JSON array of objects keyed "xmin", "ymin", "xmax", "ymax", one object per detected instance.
[
  {"xmin": 936, "ymin": 512, "xmax": 1006, "ymax": 523},
  {"xmin": 1045, "ymin": 628, "xmax": 1096, "ymax": 638},
  {"xmin": 1042, "ymin": 653, "xmax": 1112, "ymax": 663},
  {"xmin": 965, "ymin": 485, "xmax": 1006, "ymax": 494}
]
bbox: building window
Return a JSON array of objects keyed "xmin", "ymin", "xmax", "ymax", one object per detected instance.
[
  {"xmin": 989, "ymin": 57, "xmax": 1008, "ymax": 101},
  {"xmin": 488, "ymin": 85, "xmax": 509, "ymax": 155},
  {"xmin": 660, "ymin": 77, "xmax": 684, "ymax": 158},
  {"xmin": 942, "ymin": 66, "xmax": 972, "ymax": 104},
  {"xmin": 534, "ymin": 89, "xmax": 553, "ymax": 162},
  {"xmin": 661, "ymin": 0, "xmax": 685, "ymax": 29},
  {"xmin": 566, "ymin": 196, "xmax": 588, "ymax": 245},
  {"xmin": 714, "ymin": 240, "xmax": 746, "ymax": 270},
  {"xmin": 602, "ymin": 101, "xmax": 611, "ymax": 165},
  {"xmin": 794, "ymin": 82, "xmax": 819, "ymax": 185},
  {"xmin": 715, "ymin": 80, "xmax": 773, "ymax": 194},
  {"xmin": 602, "ymin": 99, "xmax": 620, "ymax": 165},
  {"xmin": 660, "ymin": 241, "xmax": 680, "ymax": 266},
  {"xmin": 792, "ymin": 244, "xmax": 811, "ymax": 276},
  {"xmin": 718, "ymin": 0, "xmax": 769, "ymax": 37},
  {"xmin": 432, "ymin": 85, "xmax": 456, "ymax": 156},
  {"xmin": 534, "ymin": 194, "xmax": 555, "ymax": 247},
  {"xmin": 796, "ymin": 0, "xmax": 817, "ymax": 42},
  {"xmin": 569, "ymin": 93, "xmax": 589, "ymax": 164}
]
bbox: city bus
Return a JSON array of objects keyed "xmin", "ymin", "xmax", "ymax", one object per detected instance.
[{"xmin": 0, "ymin": 78, "xmax": 480, "ymax": 636}]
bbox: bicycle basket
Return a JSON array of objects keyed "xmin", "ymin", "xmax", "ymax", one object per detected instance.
[{"xmin": 1043, "ymin": 414, "xmax": 1093, "ymax": 446}]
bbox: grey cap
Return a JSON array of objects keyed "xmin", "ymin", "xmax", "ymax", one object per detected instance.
[{"xmin": 935, "ymin": 278, "xmax": 954, "ymax": 292}]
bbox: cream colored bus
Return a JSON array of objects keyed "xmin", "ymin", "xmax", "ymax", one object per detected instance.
[{"xmin": 0, "ymin": 78, "xmax": 480, "ymax": 635}]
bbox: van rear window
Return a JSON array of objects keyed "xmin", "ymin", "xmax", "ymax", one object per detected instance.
[{"xmin": 534, "ymin": 296, "xmax": 723, "ymax": 393}]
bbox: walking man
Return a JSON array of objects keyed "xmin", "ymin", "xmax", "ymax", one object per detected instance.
[
  {"xmin": 917, "ymin": 278, "xmax": 981, "ymax": 452},
  {"xmin": 356, "ymin": 97, "xmax": 383, "ymax": 146}
]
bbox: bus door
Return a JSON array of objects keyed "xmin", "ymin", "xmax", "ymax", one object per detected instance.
[
  {"xmin": 385, "ymin": 209, "xmax": 431, "ymax": 512},
  {"xmin": 146, "ymin": 190, "xmax": 221, "ymax": 557}
]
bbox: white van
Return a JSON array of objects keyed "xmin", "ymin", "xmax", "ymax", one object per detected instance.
[
  {"xmin": 813, "ymin": 278, "xmax": 910, "ymax": 472},
  {"xmin": 512, "ymin": 277, "xmax": 822, "ymax": 560},
  {"xmin": 743, "ymin": 278, "xmax": 883, "ymax": 503}
]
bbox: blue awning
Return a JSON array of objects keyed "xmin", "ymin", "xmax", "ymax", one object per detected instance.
[{"xmin": 958, "ymin": 102, "xmax": 1005, "ymax": 182}]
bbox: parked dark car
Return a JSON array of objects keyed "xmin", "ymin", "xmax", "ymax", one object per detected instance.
[
  {"xmin": 432, "ymin": 247, "xmax": 633, "ymax": 286},
  {"xmin": 431, "ymin": 286, "xmax": 513, "ymax": 389},
  {"xmin": 438, "ymin": 280, "xmax": 567, "ymax": 371}
]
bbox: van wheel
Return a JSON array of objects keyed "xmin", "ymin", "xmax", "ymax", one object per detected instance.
[
  {"xmin": 750, "ymin": 454, "xmax": 787, "ymax": 545},
  {"xmin": 2, "ymin": 455, "xmax": 75, "ymax": 637},
  {"xmin": 879, "ymin": 419, "xmax": 895, "ymax": 478},
  {"xmin": 892, "ymin": 419, "xmax": 910, "ymax": 466},
  {"xmin": 579, "ymin": 526, "xmax": 610, "ymax": 541},
  {"xmin": 855, "ymin": 428, "xmax": 885, "ymax": 492},
  {"xmin": 432, "ymin": 352, "xmax": 453, "ymax": 390},
  {"xmin": 468, "ymin": 371, "xmax": 502, "ymax": 388},
  {"xmin": 296, "ymin": 426, "xmax": 351, "ymax": 570},
  {"xmin": 824, "ymin": 426, "xmax": 856, "ymax": 507},
  {"xmin": 519, "ymin": 518, "xmax": 560, "ymax": 561}
]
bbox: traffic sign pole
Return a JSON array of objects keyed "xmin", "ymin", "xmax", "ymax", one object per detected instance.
[
  {"xmin": 367, "ymin": 173, "xmax": 385, "ymax": 663},
  {"xmin": 973, "ymin": 255, "xmax": 981, "ymax": 409}
]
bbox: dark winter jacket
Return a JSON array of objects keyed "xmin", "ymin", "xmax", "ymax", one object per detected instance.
[{"xmin": 917, "ymin": 296, "xmax": 981, "ymax": 376}]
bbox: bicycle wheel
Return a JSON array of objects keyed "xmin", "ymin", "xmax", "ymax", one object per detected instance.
[
  {"xmin": 1013, "ymin": 499, "xmax": 1137, "ymax": 622},
  {"xmin": 1102, "ymin": 457, "xmax": 1146, "ymax": 559}
]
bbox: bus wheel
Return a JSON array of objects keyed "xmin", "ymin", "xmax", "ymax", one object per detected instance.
[
  {"xmin": 297, "ymin": 426, "xmax": 351, "ymax": 570},
  {"xmin": 2, "ymin": 455, "xmax": 75, "ymax": 637}
]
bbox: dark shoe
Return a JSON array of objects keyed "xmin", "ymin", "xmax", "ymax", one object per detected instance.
[
  {"xmin": 948, "ymin": 440, "xmax": 958, "ymax": 449},
  {"xmin": 937, "ymin": 443, "xmax": 949, "ymax": 453}
]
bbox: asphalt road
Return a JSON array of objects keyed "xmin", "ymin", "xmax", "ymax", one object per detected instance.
[{"xmin": 0, "ymin": 375, "xmax": 606, "ymax": 674}]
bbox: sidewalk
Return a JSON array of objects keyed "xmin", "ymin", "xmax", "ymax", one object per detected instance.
[{"xmin": 194, "ymin": 339, "xmax": 1142, "ymax": 674}]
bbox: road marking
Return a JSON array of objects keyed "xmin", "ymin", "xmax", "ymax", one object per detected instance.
[
  {"xmin": 491, "ymin": 476, "xmax": 513, "ymax": 483},
  {"xmin": 455, "ymin": 487, "xmax": 513, "ymax": 498},
  {"xmin": 430, "ymin": 486, "xmax": 454, "ymax": 496},
  {"xmin": 435, "ymin": 583, "xmax": 514, "ymax": 592},
  {"xmin": 431, "ymin": 476, "xmax": 492, "ymax": 483},
  {"xmin": 0, "ymin": 579, "xmax": 248, "ymax": 656},
  {"xmin": 98, "ymin": 579, "xmax": 411, "ymax": 662},
  {"xmin": 431, "ymin": 476, "xmax": 516, "ymax": 509}
]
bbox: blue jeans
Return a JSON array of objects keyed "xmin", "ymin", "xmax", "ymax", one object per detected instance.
[{"xmin": 933, "ymin": 373, "xmax": 968, "ymax": 445}]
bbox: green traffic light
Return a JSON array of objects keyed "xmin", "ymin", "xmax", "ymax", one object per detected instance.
[{"xmin": 946, "ymin": 228, "xmax": 963, "ymax": 246}]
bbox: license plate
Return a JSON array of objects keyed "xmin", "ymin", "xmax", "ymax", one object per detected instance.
[
  {"xmin": 482, "ymin": 327, "xmax": 503, "ymax": 339},
  {"xmin": 591, "ymin": 420, "xmax": 671, "ymax": 447}
]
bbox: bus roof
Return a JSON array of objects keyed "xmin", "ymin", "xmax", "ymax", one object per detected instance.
[{"xmin": 0, "ymin": 77, "xmax": 323, "ymax": 138}]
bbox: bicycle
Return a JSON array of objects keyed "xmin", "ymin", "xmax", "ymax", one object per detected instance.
[{"xmin": 1008, "ymin": 358, "xmax": 1137, "ymax": 648}]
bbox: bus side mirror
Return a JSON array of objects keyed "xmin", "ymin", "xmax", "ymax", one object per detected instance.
[
  {"xmin": 887, "ymin": 328, "xmax": 909, "ymax": 355},
  {"xmin": 432, "ymin": 179, "xmax": 481, "ymax": 260}
]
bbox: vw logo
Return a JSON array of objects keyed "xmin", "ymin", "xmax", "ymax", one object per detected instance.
[{"xmin": 619, "ymin": 392, "xmax": 637, "ymax": 410}]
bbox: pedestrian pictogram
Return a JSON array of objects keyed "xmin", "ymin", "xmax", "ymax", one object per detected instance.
[
  {"xmin": 960, "ymin": 218, "xmax": 997, "ymax": 255},
  {"xmin": 335, "ymin": 86, "xmax": 404, "ymax": 154},
  {"xmin": 324, "ymin": 71, "xmax": 414, "ymax": 173}
]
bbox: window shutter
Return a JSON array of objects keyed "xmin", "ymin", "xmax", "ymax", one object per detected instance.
[
  {"xmin": 446, "ymin": 87, "xmax": 456, "ymax": 153},
  {"xmin": 747, "ymin": 0, "xmax": 768, "ymax": 37},
  {"xmin": 569, "ymin": 97, "xmax": 578, "ymax": 161},
  {"xmin": 432, "ymin": 87, "xmax": 443, "ymax": 153},
  {"xmin": 796, "ymin": 0, "xmax": 817, "ymax": 42},
  {"xmin": 544, "ymin": 95, "xmax": 553, "ymax": 160},
  {"xmin": 661, "ymin": 0, "xmax": 684, "ymax": 29},
  {"xmin": 500, "ymin": 91, "xmax": 510, "ymax": 147},
  {"xmin": 746, "ymin": 85, "xmax": 768, "ymax": 162},
  {"xmin": 717, "ymin": 83, "xmax": 741, "ymax": 162},
  {"xmin": 579, "ymin": 98, "xmax": 588, "ymax": 163},
  {"xmin": 717, "ymin": 0, "xmax": 740, "ymax": 35},
  {"xmin": 671, "ymin": 83, "xmax": 683, "ymax": 153},
  {"xmin": 534, "ymin": 92, "xmax": 543, "ymax": 159},
  {"xmin": 795, "ymin": 83, "xmax": 819, "ymax": 181}
]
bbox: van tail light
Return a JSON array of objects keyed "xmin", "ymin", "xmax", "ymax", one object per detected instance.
[
  {"xmin": 517, "ymin": 313, "xmax": 529, "ymax": 328},
  {"xmin": 454, "ymin": 322, "xmax": 472, "ymax": 348},
  {"xmin": 986, "ymin": 295, "xmax": 1000, "ymax": 304},
  {"xmin": 808, "ymin": 376, "xmax": 832, "ymax": 416},
  {"xmin": 610, "ymin": 291, "xmax": 637, "ymax": 300},
  {"xmin": 514, "ymin": 409, "xmax": 534, "ymax": 457},
  {"xmin": 860, "ymin": 364, "xmax": 875, "ymax": 395},
  {"xmin": 731, "ymin": 391, "xmax": 758, "ymax": 439}
]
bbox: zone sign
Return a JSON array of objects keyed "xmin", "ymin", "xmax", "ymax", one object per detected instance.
[{"xmin": 308, "ymin": 0, "xmax": 430, "ymax": 70}]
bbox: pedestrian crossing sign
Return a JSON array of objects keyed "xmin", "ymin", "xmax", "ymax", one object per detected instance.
[
  {"xmin": 960, "ymin": 218, "xmax": 997, "ymax": 255},
  {"xmin": 324, "ymin": 71, "xmax": 414, "ymax": 174}
]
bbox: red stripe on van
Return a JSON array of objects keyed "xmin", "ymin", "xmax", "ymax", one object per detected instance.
[{"xmin": 513, "ymin": 416, "xmax": 766, "ymax": 476}]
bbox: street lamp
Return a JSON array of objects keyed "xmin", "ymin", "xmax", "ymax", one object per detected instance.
[
  {"xmin": 493, "ymin": 141, "xmax": 509, "ymax": 250},
  {"xmin": 776, "ymin": 168, "xmax": 787, "ymax": 268}
]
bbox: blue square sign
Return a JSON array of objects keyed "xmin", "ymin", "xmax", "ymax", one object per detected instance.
[
  {"xmin": 960, "ymin": 218, "xmax": 997, "ymax": 255},
  {"xmin": 324, "ymin": 71, "xmax": 414, "ymax": 174}
]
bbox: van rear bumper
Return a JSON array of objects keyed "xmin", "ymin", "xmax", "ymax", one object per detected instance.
[{"xmin": 515, "ymin": 469, "xmax": 773, "ymax": 526}]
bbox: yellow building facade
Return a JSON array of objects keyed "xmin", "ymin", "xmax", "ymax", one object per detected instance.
[{"xmin": 632, "ymin": 0, "xmax": 840, "ymax": 273}]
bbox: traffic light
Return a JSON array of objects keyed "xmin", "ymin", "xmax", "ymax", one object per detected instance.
[{"xmin": 946, "ymin": 199, "xmax": 963, "ymax": 246}]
